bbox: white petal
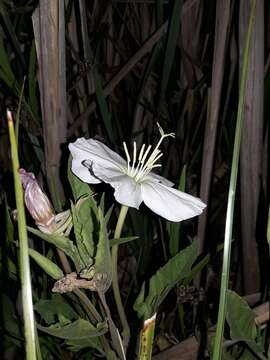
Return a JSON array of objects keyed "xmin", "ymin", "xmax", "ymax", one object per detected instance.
[
  {"xmin": 69, "ymin": 138, "xmax": 126, "ymax": 169},
  {"xmin": 141, "ymin": 181, "xmax": 206, "ymax": 222},
  {"xmin": 148, "ymin": 171, "xmax": 174, "ymax": 187},
  {"xmin": 71, "ymin": 158, "xmax": 101, "ymax": 184},
  {"xmin": 92, "ymin": 163, "xmax": 143, "ymax": 209}
]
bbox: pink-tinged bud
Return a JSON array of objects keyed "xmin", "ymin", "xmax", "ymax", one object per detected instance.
[{"xmin": 19, "ymin": 169, "xmax": 56, "ymax": 229}]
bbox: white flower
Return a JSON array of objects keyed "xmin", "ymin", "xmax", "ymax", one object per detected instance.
[{"xmin": 69, "ymin": 125, "xmax": 206, "ymax": 222}]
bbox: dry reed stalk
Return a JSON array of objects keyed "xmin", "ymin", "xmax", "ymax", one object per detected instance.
[
  {"xmin": 239, "ymin": 0, "xmax": 264, "ymax": 294},
  {"xmin": 198, "ymin": 0, "xmax": 232, "ymax": 254},
  {"xmin": 32, "ymin": 1, "xmax": 67, "ymax": 211}
]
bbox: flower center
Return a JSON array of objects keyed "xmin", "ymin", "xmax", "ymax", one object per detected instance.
[{"xmin": 122, "ymin": 123, "xmax": 175, "ymax": 183}]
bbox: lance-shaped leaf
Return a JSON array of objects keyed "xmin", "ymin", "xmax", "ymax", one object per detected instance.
[
  {"xmin": 80, "ymin": 196, "xmax": 112, "ymax": 293},
  {"xmin": 71, "ymin": 197, "xmax": 95, "ymax": 266},
  {"xmin": 134, "ymin": 241, "xmax": 197, "ymax": 320},
  {"xmin": 27, "ymin": 227, "xmax": 85, "ymax": 272},
  {"xmin": 37, "ymin": 318, "xmax": 108, "ymax": 339},
  {"xmin": 28, "ymin": 248, "xmax": 64, "ymax": 280}
]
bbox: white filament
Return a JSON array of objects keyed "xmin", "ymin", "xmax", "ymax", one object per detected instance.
[{"xmin": 123, "ymin": 124, "xmax": 175, "ymax": 183}]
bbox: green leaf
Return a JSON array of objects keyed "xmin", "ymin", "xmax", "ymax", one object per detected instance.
[
  {"xmin": 185, "ymin": 242, "xmax": 225, "ymax": 285},
  {"xmin": 65, "ymin": 337, "xmax": 103, "ymax": 354},
  {"xmin": 80, "ymin": 204, "xmax": 112, "ymax": 293},
  {"xmin": 6, "ymin": 258, "xmax": 17, "ymax": 280},
  {"xmin": 5, "ymin": 198, "xmax": 14, "ymax": 244},
  {"xmin": 28, "ymin": 41, "xmax": 39, "ymax": 118},
  {"xmin": 15, "ymin": 78, "xmax": 25, "ymax": 143},
  {"xmin": 37, "ymin": 318, "xmax": 108, "ymax": 340},
  {"xmin": 35, "ymin": 294, "xmax": 78, "ymax": 326},
  {"xmin": 94, "ymin": 206, "xmax": 112, "ymax": 286},
  {"xmin": 159, "ymin": 0, "xmax": 182, "ymax": 102},
  {"xmin": 226, "ymin": 290, "xmax": 257, "ymax": 341},
  {"xmin": 213, "ymin": 2, "xmax": 257, "ymax": 357},
  {"xmin": 1, "ymin": 293, "xmax": 22, "ymax": 339},
  {"xmin": 109, "ymin": 236, "xmax": 139, "ymax": 247},
  {"xmin": 0, "ymin": 36, "xmax": 17, "ymax": 90},
  {"xmin": 27, "ymin": 227, "xmax": 85, "ymax": 272},
  {"xmin": 29, "ymin": 248, "xmax": 64, "ymax": 280},
  {"xmin": 0, "ymin": 2, "xmax": 25, "ymax": 68},
  {"xmin": 134, "ymin": 241, "xmax": 197, "ymax": 319},
  {"xmin": 93, "ymin": 67, "xmax": 114, "ymax": 142},
  {"xmin": 71, "ymin": 197, "xmax": 95, "ymax": 265}
]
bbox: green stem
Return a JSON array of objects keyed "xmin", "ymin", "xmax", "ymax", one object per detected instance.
[
  {"xmin": 99, "ymin": 292, "xmax": 126, "ymax": 360},
  {"xmin": 111, "ymin": 205, "xmax": 130, "ymax": 350},
  {"xmin": 8, "ymin": 110, "xmax": 37, "ymax": 360},
  {"xmin": 56, "ymin": 247, "xmax": 112, "ymax": 357},
  {"xmin": 73, "ymin": 289, "xmax": 102, "ymax": 323},
  {"xmin": 138, "ymin": 314, "xmax": 156, "ymax": 360},
  {"xmin": 73, "ymin": 289, "xmax": 111, "ymax": 358},
  {"xmin": 212, "ymin": 1, "xmax": 256, "ymax": 359}
]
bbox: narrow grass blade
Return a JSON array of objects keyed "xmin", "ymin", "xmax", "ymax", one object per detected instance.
[
  {"xmin": 159, "ymin": 0, "xmax": 182, "ymax": 104},
  {"xmin": 15, "ymin": 77, "xmax": 25, "ymax": 144},
  {"xmin": 28, "ymin": 41, "xmax": 39, "ymax": 118},
  {"xmin": 93, "ymin": 68, "xmax": 114, "ymax": 143},
  {"xmin": 7, "ymin": 110, "xmax": 37, "ymax": 360},
  {"xmin": 212, "ymin": 1, "xmax": 257, "ymax": 358},
  {"xmin": 0, "ymin": 1, "xmax": 25, "ymax": 68}
]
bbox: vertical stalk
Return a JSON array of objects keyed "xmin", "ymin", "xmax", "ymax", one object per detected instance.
[
  {"xmin": 111, "ymin": 205, "xmax": 130, "ymax": 350},
  {"xmin": 7, "ymin": 110, "xmax": 37, "ymax": 360},
  {"xmin": 212, "ymin": 1, "xmax": 256, "ymax": 359},
  {"xmin": 55, "ymin": 247, "xmax": 112, "ymax": 356}
]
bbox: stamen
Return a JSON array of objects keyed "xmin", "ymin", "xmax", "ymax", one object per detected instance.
[
  {"xmin": 123, "ymin": 142, "xmax": 130, "ymax": 163},
  {"xmin": 123, "ymin": 123, "xmax": 175, "ymax": 183},
  {"xmin": 147, "ymin": 151, "xmax": 163, "ymax": 168},
  {"xmin": 140, "ymin": 145, "xmax": 152, "ymax": 165},
  {"xmin": 145, "ymin": 148, "xmax": 161, "ymax": 168},
  {"xmin": 141, "ymin": 151, "xmax": 163, "ymax": 174},
  {"xmin": 132, "ymin": 159, "xmax": 142, "ymax": 177},
  {"xmin": 132, "ymin": 142, "xmax": 137, "ymax": 171},
  {"xmin": 123, "ymin": 142, "xmax": 131, "ymax": 173},
  {"xmin": 138, "ymin": 144, "xmax": 146, "ymax": 162}
]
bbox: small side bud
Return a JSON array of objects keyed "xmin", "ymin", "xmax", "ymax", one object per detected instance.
[{"xmin": 19, "ymin": 169, "xmax": 56, "ymax": 231}]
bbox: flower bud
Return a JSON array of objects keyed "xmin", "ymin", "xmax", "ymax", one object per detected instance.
[{"xmin": 19, "ymin": 168, "xmax": 56, "ymax": 231}]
